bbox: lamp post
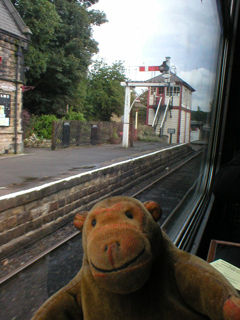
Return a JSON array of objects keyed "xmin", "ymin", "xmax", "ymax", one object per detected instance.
[
  {"xmin": 121, "ymin": 85, "xmax": 147, "ymax": 147},
  {"xmin": 122, "ymin": 84, "xmax": 131, "ymax": 148}
]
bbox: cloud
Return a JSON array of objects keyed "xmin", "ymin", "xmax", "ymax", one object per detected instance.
[
  {"xmin": 178, "ymin": 68, "xmax": 216, "ymax": 111},
  {"xmin": 92, "ymin": 0, "xmax": 220, "ymax": 69},
  {"xmin": 92, "ymin": 0, "xmax": 221, "ymax": 112}
]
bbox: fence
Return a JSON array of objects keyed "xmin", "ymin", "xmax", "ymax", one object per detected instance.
[{"xmin": 52, "ymin": 120, "xmax": 123, "ymax": 150}]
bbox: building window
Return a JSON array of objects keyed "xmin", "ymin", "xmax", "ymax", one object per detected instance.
[
  {"xmin": 150, "ymin": 87, "xmax": 157, "ymax": 95},
  {"xmin": 173, "ymin": 86, "xmax": 180, "ymax": 96},
  {"xmin": 159, "ymin": 87, "xmax": 164, "ymax": 95},
  {"xmin": 166, "ymin": 87, "xmax": 173, "ymax": 96},
  {"xmin": 167, "ymin": 86, "xmax": 180, "ymax": 96},
  {"xmin": 182, "ymin": 88, "xmax": 187, "ymax": 104}
]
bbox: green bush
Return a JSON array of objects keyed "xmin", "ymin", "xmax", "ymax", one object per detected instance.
[
  {"xmin": 64, "ymin": 109, "xmax": 85, "ymax": 121},
  {"xmin": 31, "ymin": 114, "xmax": 58, "ymax": 139},
  {"xmin": 23, "ymin": 110, "xmax": 86, "ymax": 140}
]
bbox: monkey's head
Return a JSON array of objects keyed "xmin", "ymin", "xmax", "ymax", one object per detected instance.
[{"xmin": 74, "ymin": 196, "xmax": 162, "ymax": 294}]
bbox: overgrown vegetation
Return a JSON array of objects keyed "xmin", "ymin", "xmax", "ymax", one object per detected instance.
[
  {"xmin": 22, "ymin": 112, "xmax": 58, "ymax": 139},
  {"xmin": 30, "ymin": 114, "xmax": 58, "ymax": 139},
  {"xmin": 22, "ymin": 109, "xmax": 85, "ymax": 139},
  {"xmin": 137, "ymin": 125, "xmax": 164, "ymax": 142}
]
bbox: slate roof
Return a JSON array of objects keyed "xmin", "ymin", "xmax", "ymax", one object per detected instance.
[
  {"xmin": 0, "ymin": 0, "xmax": 31, "ymax": 40},
  {"xmin": 147, "ymin": 72, "xmax": 195, "ymax": 92}
]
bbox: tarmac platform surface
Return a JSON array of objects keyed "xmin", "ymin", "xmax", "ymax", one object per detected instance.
[{"xmin": 0, "ymin": 141, "xmax": 169, "ymax": 197}]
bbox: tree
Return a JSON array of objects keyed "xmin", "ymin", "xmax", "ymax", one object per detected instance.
[
  {"xmin": 11, "ymin": 0, "xmax": 61, "ymax": 80},
  {"xmin": 85, "ymin": 60, "xmax": 127, "ymax": 121},
  {"xmin": 11, "ymin": 0, "xmax": 107, "ymax": 115},
  {"xmin": 191, "ymin": 107, "xmax": 211, "ymax": 123}
]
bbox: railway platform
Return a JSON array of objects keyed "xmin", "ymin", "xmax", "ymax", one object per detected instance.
[
  {"xmin": 0, "ymin": 141, "xmax": 169, "ymax": 196},
  {"xmin": 0, "ymin": 141, "xmax": 203, "ymax": 265},
  {"xmin": 0, "ymin": 141, "xmax": 205, "ymax": 320}
]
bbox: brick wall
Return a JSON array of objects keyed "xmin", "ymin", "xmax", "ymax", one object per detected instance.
[{"xmin": 0, "ymin": 144, "xmax": 192, "ymax": 259}]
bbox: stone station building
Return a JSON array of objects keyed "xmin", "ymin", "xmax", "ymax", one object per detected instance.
[{"xmin": 0, "ymin": 0, "xmax": 31, "ymax": 154}]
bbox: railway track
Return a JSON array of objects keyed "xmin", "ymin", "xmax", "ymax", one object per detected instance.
[{"xmin": 0, "ymin": 149, "xmax": 204, "ymax": 320}]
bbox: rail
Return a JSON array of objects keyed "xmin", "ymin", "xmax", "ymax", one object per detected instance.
[
  {"xmin": 0, "ymin": 149, "xmax": 204, "ymax": 287},
  {"xmin": 0, "ymin": 148, "xmax": 205, "ymax": 320}
]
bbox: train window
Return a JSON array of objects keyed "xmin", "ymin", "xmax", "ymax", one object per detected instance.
[
  {"xmin": 95, "ymin": 0, "xmax": 227, "ymax": 251},
  {"xmin": 156, "ymin": 0, "xmax": 222, "ymax": 247},
  {"xmin": 95, "ymin": 0, "xmax": 224, "ymax": 249},
  {"xmin": 158, "ymin": 1, "xmax": 235, "ymax": 252},
  {"xmin": 1, "ymin": 1, "xmax": 238, "ymax": 319}
]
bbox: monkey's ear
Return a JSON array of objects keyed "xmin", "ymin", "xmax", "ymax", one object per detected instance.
[
  {"xmin": 143, "ymin": 201, "xmax": 162, "ymax": 222},
  {"xmin": 73, "ymin": 212, "xmax": 88, "ymax": 231}
]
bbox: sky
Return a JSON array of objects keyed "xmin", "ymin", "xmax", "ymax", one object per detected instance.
[{"xmin": 91, "ymin": 0, "xmax": 221, "ymax": 111}]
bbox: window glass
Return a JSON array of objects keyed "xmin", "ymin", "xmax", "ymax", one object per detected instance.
[
  {"xmin": 166, "ymin": 87, "xmax": 173, "ymax": 96},
  {"xmin": 0, "ymin": 1, "xmax": 224, "ymax": 319},
  {"xmin": 93, "ymin": 0, "xmax": 222, "ymax": 241},
  {"xmin": 150, "ymin": 87, "xmax": 157, "ymax": 95},
  {"xmin": 173, "ymin": 86, "xmax": 180, "ymax": 96},
  {"xmin": 159, "ymin": 87, "xmax": 164, "ymax": 95}
]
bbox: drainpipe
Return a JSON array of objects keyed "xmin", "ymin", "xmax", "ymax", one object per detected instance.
[{"xmin": 15, "ymin": 45, "xmax": 22, "ymax": 154}]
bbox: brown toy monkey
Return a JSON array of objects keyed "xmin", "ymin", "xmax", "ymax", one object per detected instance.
[{"xmin": 32, "ymin": 196, "xmax": 240, "ymax": 320}]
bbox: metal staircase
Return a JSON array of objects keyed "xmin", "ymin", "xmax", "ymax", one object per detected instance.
[{"xmin": 152, "ymin": 96, "xmax": 172, "ymax": 136}]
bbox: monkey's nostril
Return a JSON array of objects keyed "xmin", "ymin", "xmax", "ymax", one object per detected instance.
[{"xmin": 104, "ymin": 242, "xmax": 120, "ymax": 252}]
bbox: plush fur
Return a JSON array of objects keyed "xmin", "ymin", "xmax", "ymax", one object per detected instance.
[{"xmin": 31, "ymin": 196, "xmax": 240, "ymax": 320}]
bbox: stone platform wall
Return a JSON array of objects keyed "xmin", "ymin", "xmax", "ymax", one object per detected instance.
[{"xmin": 0, "ymin": 144, "xmax": 192, "ymax": 259}]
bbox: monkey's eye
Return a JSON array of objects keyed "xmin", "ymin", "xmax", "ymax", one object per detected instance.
[
  {"xmin": 125, "ymin": 211, "xmax": 133, "ymax": 219},
  {"xmin": 91, "ymin": 219, "xmax": 97, "ymax": 227}
]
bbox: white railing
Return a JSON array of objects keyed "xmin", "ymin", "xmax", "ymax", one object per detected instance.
[
  {"xmin": 152, "ymin": 96, "xmax": 162, "ymax": 128},
  {"xmin": 160, "ymin": 96, "xmax": 172, "ymax": 133}
]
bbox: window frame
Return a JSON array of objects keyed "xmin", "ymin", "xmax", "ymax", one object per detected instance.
[{"xmin": 164, "ymin": 0, "xmax": 239, "ymax": 253}]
